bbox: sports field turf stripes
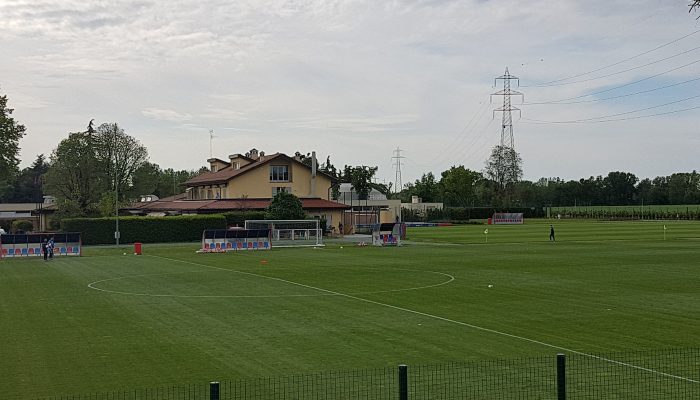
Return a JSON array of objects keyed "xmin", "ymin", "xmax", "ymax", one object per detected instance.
[{"xmin": 150, "ymin": 255, "xmax": 700, "ymax": 385}]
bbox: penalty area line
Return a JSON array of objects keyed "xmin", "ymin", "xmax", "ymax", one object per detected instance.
[{"xmin": 151, "ymin": 255, "xmax": 698, "ymax": 384}]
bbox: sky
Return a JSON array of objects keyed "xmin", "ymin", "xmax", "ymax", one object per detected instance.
[{"xmin": 1, "ymin": 0, "xmax": 699, "ymax": 188}]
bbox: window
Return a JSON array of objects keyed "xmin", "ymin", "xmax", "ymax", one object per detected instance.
[
  {"xmin": 272, "ymin": 187, "xmax": 290, "ymax": 196},
  {"xmin": 270, "ymin": 165, "xmax": 289, "ymax": 182},
  {"xmin": 233, "ymin": 162, "xmax": 240, "ymax": 170}
]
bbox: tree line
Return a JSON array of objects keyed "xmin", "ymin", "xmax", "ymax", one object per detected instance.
[
  {"xmin": 1, "ymin": 91, "xmax": 204, "ymax": 220},
  {"xmin": 2, "ymin": 88, "xmax": 699, "ymax": 226},
  {"xmin": 397, "ymin": 169, "xmax": 700, "ymax": 208}
]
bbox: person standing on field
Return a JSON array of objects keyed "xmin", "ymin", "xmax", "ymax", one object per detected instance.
[
  {"xmin": 549, "ymin": 225, "xmax": 555, "ymax": 242},
  {"xmin": 48, "ymin": 237, "xmax": 55, "ymax": 260},
  {"xmin": 41, "ymin": 239, "xmax": 49, "ymax": 261}
]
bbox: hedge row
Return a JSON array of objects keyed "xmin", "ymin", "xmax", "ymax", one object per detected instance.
[
  {"xmin": 554, "ymin": 209, "xmax": 700, "ymax": 220},
  {"xmin": 402, "ymin": 207, "xmax": 545, "ymax": 222},
  {"xmin": 62, "ymin": 215, "xmax": 227, "ymax": 245}
]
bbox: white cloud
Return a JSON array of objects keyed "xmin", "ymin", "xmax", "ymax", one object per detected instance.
[
  {"xmin": 2, "ymin": 0, "xmax": 699, "ymax": 183},
  {"xmin": 141, "ymin": 108, "xmax": 192, "ymax": 122}
]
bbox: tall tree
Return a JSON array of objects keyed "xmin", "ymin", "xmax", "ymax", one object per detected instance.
[
  {"xmin": 7, "ymin": 154, "xmax": 49, "ymax": 202},
  {"xmin": 343, "ymin": 165, "xmax": 377, "ymax": 200},
  {"xmin": 412, "ymin": 172, "xmax": 440, "ymax": 202},
  {"xmin": 484, "ymin": 145, "xmax": 523, "ymax": 189},
  {"xmin": 0, "ymin": 90, "xmax": 27, "ymax": 199},
  {"xmin": 94, "ymin": 123, "xmax": 148, "ymax": 201},
  {"xmin": 44, "ymin": 131, "xmax": 104, "ymax": 216},
  {"xmin": 320, "ymin": 156, "xmax": 341, "ymax": 200},
  {"xmin": 440, "ymin": 166, "xmax": 482, "ymax": 207},
  {"xmin": 692, "ymin": 1, "xmax": 700, "ymax": 17},
  {"xmin": 45, "ymin": 121, "xmax": 149, "ymax": 217},
  {"xmin": 129, "ymin": 162, "xmax": 162, "ymax": 198},
  {"xmin": 602, "ymin": 171, "xmax": 638, "ymax": 205}
]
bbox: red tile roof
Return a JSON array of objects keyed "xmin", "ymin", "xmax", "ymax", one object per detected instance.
[{"xmin": 183, "ymin": 153, "xmax": 335, "ymax": 186}]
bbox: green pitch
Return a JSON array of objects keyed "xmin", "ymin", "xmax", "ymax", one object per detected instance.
[{"xmin": 1, "ymin": 220, "xmax": 699, "ymax": 397}]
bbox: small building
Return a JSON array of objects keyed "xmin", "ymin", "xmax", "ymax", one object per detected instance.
[
  {"xmin": 336, "ymin": 183, "xmax": 401, "ymax": 233},
  {"xmin": 0, "ymin": 196, "xmax": 57, "ymax": 232},
  {"xmin": 401, "ymin": 196, "xmax": 443, "ymax": 216}
]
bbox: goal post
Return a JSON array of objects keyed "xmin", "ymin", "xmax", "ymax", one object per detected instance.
[{"xmin": 244, "ymin": 220, "xmax": 323, "ymax": 248}]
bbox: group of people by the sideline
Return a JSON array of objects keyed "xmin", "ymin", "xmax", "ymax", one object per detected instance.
[{"xmin": 41, "ymin": 238, "xmax": 55, "ymax": 261}]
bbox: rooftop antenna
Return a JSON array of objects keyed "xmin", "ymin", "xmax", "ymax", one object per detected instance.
[{"xmin": 209, "ymin": 129, "xmax": 216, "ymax": 158}]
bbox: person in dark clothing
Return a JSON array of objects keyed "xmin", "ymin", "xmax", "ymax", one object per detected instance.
[
  {"xmin": 48, "ymin": 237, "xmax": 55, "ymax": 260},
  {"xmin": 41, "ymin": 239, "xmax": 49, "ymax": 261},
  {"xmin": 549, "ymin": 225, "xmax": 555, "ymax": 242}
]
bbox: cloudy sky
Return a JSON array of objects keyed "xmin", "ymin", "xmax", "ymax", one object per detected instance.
[{"xmin": 1, "ymin": 0, "xmax": 699, "ymax": 187}]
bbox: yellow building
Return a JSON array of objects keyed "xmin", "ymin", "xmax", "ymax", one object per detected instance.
[
  {"xmin": 128, "ymin": 149, "xmax": 348, "ymax": 232},
  {"xmin": 186, "ymin": 149, "xmax": 334, "ymax": 200}
]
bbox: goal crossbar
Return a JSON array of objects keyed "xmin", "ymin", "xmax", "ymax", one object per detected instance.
[{"xmin": 244, "ymin": 220, "xmax": 324, "ymax": 247}]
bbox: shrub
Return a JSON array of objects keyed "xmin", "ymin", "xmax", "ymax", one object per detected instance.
[
  {"xmin": 12, "ymin": 219, "xmax": 34, "ymax": 232},
  {"xmin": 62, "ymin": 215, "xmax": 226, "ymax": 245}
]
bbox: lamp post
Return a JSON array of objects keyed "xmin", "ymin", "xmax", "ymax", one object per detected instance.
[{"xmin": 114, "ymin": 129, "xmax": 120, "ymax": 247}]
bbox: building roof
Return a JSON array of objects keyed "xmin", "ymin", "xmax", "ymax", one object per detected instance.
[
  {"xmin": 338, "ymin": 183, "xmax": 388, "ymax": 200},
  {"xmin": 184, "ymin": 152, "xmax": 335, "ymax": 186},
  {"xmin": 124, "ymin": 197, "xmax": 350, "ymax": 213},
  {"xmin": 0, "ymin": 203, "xmax": 57, "ymax": 212}
]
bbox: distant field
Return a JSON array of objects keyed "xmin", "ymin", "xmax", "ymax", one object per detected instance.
[{"xmin": 2, "ymin": 219, "xmax": 700, "ymax": 398}]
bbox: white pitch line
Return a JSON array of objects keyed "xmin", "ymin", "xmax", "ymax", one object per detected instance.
[
  {"xmin": 87, "ymin": 260, "xmax": 454, "ymax": 298},
  {"xmin": 151, "ymin": 255, "xmax": 699, "ymax": 384}
]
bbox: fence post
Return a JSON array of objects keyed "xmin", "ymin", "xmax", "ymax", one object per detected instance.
[
  {"xmin": 399, "ymin": 364, "xmax": 408, "ymax": 400},
  {"xmin": 557, "ymin": 353, "xmax": 566, "ymax": 400},
  {"xmin": 210, "ymin": 381, "xmax": 220, "ymax": 400}
]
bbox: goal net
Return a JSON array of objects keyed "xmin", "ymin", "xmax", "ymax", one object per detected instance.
[{"xmin": 244, "ymin": 220, "xmax": 323, "ymax": 248}]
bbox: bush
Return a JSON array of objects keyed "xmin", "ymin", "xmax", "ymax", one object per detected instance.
[
  {"xmin": 12, "ymin": 219, "xmax": 34, "ymax": 232},
  {"xmin": 62, "ymin": 215, "xmax": 227, "ymax": 245}
]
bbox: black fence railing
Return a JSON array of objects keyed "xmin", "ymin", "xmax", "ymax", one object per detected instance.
[{"xmin": 26, "ymin": 348, "xmax": 699, "ymax": 400}]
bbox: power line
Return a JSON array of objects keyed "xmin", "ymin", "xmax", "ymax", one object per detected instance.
[
  {"xmin": 523, "ymin": 45, "xmax": 700, "ymax": 88},
  {"xmin": 522, "ymin": 29, "xmax": 700, "ymax": 87},
  {"xmin": 521, "ymin": 106, "xmax": 699, "ymax": 124},
  {"xmin": 431, "ymin": 100, "xmax": 492, "ymax": 168},
  {"xmin": 524, "ymin": 76, "xmax": 700, "ymax": 105},
  {"xmin": 521, "ymin": 95, "xmax": 700, "ymax": 124},
  {"xmin": 426, "ymin": 99, "xmax": 491, "ymax": 167},
  {"xmin": 527, "ymin": 58, "xmax": 700, "ymax": 104}
]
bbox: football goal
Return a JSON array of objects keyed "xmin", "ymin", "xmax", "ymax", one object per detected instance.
[{"xmin": 244, "ymin": 220, "xmax": 323, "ymax": 248}]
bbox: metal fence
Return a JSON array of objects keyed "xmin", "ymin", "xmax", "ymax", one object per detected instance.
[{"xmin": 27, "ymin": 348, "xmax": 699, "ymax": 400}]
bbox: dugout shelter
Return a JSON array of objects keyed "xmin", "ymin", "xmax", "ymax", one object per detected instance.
[
  {"xmin": 371, "ymin": 222, "xmax": 406, "ymax": 246},
  {"xmin": 200, "ymin": 229, "xmax": 271, "ymax": 252},
  {"xmin": 0, "ymin": 233, "xmax": 82, "ymax": 259},
  {"xmin": 489, "ymin": 213, "xmax": 524, "ymax": 225}
]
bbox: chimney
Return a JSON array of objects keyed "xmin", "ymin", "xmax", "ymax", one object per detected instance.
[
  {"xmin": 310, "ymin": 151, "xmax": 317, "ymax": 196},
  {"xmin": 412, "ymin": 195, "xmax": 420, "ymax": 204},
  {"xmin": 248, "ymin": 148, "xmax": 259, "ymax": 160}
]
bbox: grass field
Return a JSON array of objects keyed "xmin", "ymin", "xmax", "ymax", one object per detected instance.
[{"xmin": 2, "ymin": 220, "xmax": 700, "ymax": 398}]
